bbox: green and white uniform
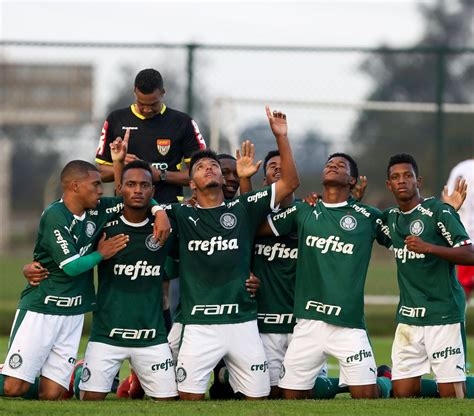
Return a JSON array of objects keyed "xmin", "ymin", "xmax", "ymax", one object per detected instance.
[
  {"xmin": 79, "ymin": 214, "xmax": 177, "ymax": 397},
  {"xmin": 2, "ymin": 197, "xmax": 123, "ymax": 388},
  {"xmin": 269, "ymin": 200, "xmax": 390, "ymax": 389},
  {"xmin": 384, "ymin": 198, "xmax": 470, "ymax": 382},
  {"xmin": 168, "ymin": 184, "xmax": 277, "ymax": 396}
]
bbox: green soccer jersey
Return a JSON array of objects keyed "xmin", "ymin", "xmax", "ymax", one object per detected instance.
[
  {"xmin": 253, "ymin": 229, "xmax": 298, "ymax": 334},
  {"xmin": 18, "ymin": 197, "xmax": 124, "ymax": 315},
  {"xmin": 90, "ymin": 214, "xmax": 173, "ymax": 347},
  {"xmin": 269, "ymin": 199, "xmax": 391, "ymax": 329},
  {"xmin": 166, "ymin": 184, "xmax": 277, "ymax": 325},
  {"xmin": 383, "ymin": 198, "xmax": 470, "ymax": 326}
]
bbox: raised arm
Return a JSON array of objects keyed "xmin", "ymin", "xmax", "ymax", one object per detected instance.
[
  {"xmin": 265, "ymin": 106, "xmax": 300, "ymax": 206},
  {"xmin": 441, "ymin": 177, "xmax": 467, "ymax": 211}
]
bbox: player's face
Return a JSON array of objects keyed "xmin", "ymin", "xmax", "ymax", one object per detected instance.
[
  {"xmin": 190, "ymin": 158, "xmax": 224, "ymax": 191},
  {"xmin": 264, "ymin": 155, "xmax": 281, "ymax": 186},
  {"xmin": 322, "ymin": 157, "xmax": 356, "ymax": 188},
  {"xmin": 220, "ymin": 158, "xmax": 239, "ymax": 199},
  {"xmin": 134, "ymin": 88, "xmax": 164, "ymax": 119},
  {"xmin": 76, "ymin": 171, "xmax": 103, "ymax": 209},
  {"xmin": 386, "ymin": 163, "xmax": 421, "ymax": 202},
  {"xmin": 119, "ymin": 168, "xmax": 154, "ymax": 209}
]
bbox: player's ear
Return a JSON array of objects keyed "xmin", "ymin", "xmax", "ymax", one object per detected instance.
[
  {"xmin": 385, "ymin": 179, "xmax": 392, "ymax": 191},
  {"xmin": 349, "ymin": 176, "xmax": 357, "ymax": 188},
  {"xmin": 72, "ymin": 179, "xmax": 80, "ymax": 192},
  {"xmin": 189, "ymin": 179, "xmax": 196, "ymax": 191},
  {"xmin": 161, "ymin": 88, "xmax": 166, "ymax": 97},
  {"xmin": 417, "ymin": 176, "xmax": 423, "ymax": 189},
  {"xmin": 117, "ymin": 183, "xmax": 123, "ymax": 196}
]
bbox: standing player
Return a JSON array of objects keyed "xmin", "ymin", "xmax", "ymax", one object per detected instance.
[
  {"xmin": 95, "ymin": 68, "xmax": 206, "ymax": 204},
  {"xmin": 0, "ymin": 161, "xmax": 129, "ymax": 400},
  {"xmin": 447, "ymin": 159, "xmax": 474, "ymax": 305},
  {"xmin": 267, "ymin": 153, "xmax": 392, "ymax": 400},
  {"xmin": 145, "ymin": 106, "xmax": 299, "ymax": 400},
  {"xmin": 79, "ymin": 160, "xmax": 177, "ymax": 401},
  {"xmin": 384, "ymin": 153, "xmax": 474, "ymax": 398}
]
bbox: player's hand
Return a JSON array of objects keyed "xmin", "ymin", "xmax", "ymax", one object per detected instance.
[
  {"xmin": 246, "ymin": 272, "xmax": 260, "ymax": 298},
  {"xmin": 442, "ymin": 177, "xmax": 467, "ymax": 212},
  {"xmin": 351, "ymin": 176, "xmax": 368, "ymax": 201},
  {"xmin": 125, "ymin": 154, "xmax": 139, "ymax": 165},
  {"xmin": 97, "ymin": 233, "xmax": 129, "ymax": 260},
  {"xmin": 303, "ymin": 192, "xmax": 321, "ymax": 206},
  {"xmin": 23, "ymin": 261, "xmax": 48, "ymax": 286},
  {"xmin": 183, "ymin": 191, "xmax": 198, "ymax": 207},
  {"xmin": 153, "ymin": 210, "xmax": 171, "ymax": 245},
  {"xmin": 265, "ymin": 105, "xmax": 288, "ymax": 138},
  {"xmin": 405, "ymin": 235, "xmax": 432, "ymax": 254},
  {"xmin": 110, "ymin": 128, "xmax": 130, "ymax": 162},
  {"xmin": 236, "ymin": 140, "xmax": 262, "ymax": 179}
]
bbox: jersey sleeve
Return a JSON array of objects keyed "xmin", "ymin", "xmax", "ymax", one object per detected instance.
[
  {"xmin": 267, "ymin": 203, "xmax": 299, "ymax": 237},
  {"xmin": 374, "ymin": 208, "xmax": 392, "ymax": 248},
  {"xmin": 240, "ymin": 183, "xmax": 278, "ymax": 231},
  {"xmin": 435, "ymin": 202, "xmax": 472, "ymax": 247},
  {"xmin": 98, "ymin": 196, "xmax": 124, "ymax": 220},
  {"xmin": 181, "ymin": 118, "xmax": 206, "ymax": 163},
  {"xmin": 95, "ymin": 114, "xmax": 114, "ymax": 165},
  {"xmin": 38, "ymin": 209, "xmax": 82, "ymax": 269}
]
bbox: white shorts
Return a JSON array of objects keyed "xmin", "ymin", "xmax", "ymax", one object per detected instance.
[
  {"xmin": 391, "ymin": 323, "xmax": 466, "ymax": 383},
  {"xmin": 260, "ymin": 332, "xmax": 327, "ymax": 386},
  {"xmin": 1, "ymin": 309, "xmax": 83, "ymax": 389},
  {"xmin": 177, "ymin": 320, "xmax": 270, "ymax": 397},
  {"xmin": 79, "ymin": 341, "xmax": 177, "ymax": 398},
  {"xmin": 278, "ymin": 319, "xmax": 377, "ymax": 390},
  {"xmin": 168, "ymin": 322, "xmax": 184, "ymax": 361}
]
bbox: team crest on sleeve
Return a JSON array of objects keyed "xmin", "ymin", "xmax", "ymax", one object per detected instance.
[
  {"xmin": 85, "ymin": 221, "xmax": 96, "ymax": 237},
  {"xmin": 145, "ymin": 234, "xmax": 162, "ymax": 251},
  {"xmin": 176, "ymin": 367, "xmax": 187, "ymax": 383},
  {"xmin": 8, "ymin": 353, "xmax": 22, "ymax": 369},
  {"xmin": 340, "ymin": 215, "xmax": 357, "ymax": 231},
  {"xmin": 220, "ymin": 213, "xmax": 237, "ymax": 229},
  {"xmin": 409, "ymin": 219, "xmax": 424, "ymax": 236},
  {"xmin": 156, "ymin": 139, "xmax": 171, "ymax": 156}
]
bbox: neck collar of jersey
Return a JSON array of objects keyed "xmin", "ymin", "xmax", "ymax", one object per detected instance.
[
  {"xmin": 60, "ymin": 198, "xmax": 86, "ymax": 220},
  {"xmin": 196, "ymin": 202, "xmax": 226, "ymax": 209},
  {"xmin": 131, "ymin": 103, "xmax": 167, "ymax": 120},
  {"xmin": 321, "ymin": 200, "xmax": 348, "ymax": 208},
  {"xmin": 120, "ymin": 215, "xmax": 150, "ymax": 227}
]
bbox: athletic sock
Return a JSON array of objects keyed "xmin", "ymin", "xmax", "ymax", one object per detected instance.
[
  {"xmin": 420, "ymin": 378, "xmax": 439, "ymax": 398},
  {"xmin": 313, "ymin": 377, "xmax": 348, "ymax": 399},
  {"xmin": 465, "ymin": 376, "xmax": 474, "ymax": 399},
  {"xmin": 376, "ymin": 376, "xmax": 392, "ymax": 398},
  {"xmin": 0, "ymin": 374, "xmax": 4, "ymax": 396}
]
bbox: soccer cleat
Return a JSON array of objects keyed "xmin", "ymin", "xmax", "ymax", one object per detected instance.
[
  {"xmin": 116, "ymin": 375, "xmax": 132, "ymax": 399},
  {"xmin": 377, "ymin": 364, "xmax": 392, "ymax": 380},
  {"xmin": 62, "ymin": 359, "xmax": 84, "ymax": 400}
]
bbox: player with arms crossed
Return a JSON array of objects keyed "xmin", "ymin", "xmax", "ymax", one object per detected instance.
[{"xmin": 384, "ymin": 153, "xmax": 474, "ymax": 398}]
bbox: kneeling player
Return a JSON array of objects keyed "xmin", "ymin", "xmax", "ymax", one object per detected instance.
[{"xmin": 79, "ymin": 160, "xmax": 177, "ymax": 400}]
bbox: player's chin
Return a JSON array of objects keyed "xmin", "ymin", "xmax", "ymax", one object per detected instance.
[{"xmin": 204, "ymin": 180, "xmax": 221, "ymax": 189}]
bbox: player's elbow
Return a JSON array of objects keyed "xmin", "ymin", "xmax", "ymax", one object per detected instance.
[{"xmin": 96, "ymin": 164, "xmax": 113, "ymax": 183}]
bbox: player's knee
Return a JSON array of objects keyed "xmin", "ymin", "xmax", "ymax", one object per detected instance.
[
  {"xmin": 3, "ymin": 378, "xmax": 31, "ymax": 397},
  {"xmin": 81, "ymin": 391, "xmax": 108, "ymax": 401},
  {"xmin": 349, "ymin": 384, "xmax": 379, "ymax": 399},
  {"xmin": 281, "ymin": 388, "xmax": 312, "ymax": 400},
  {"xmin": 179, "ymin": 391, "xmax": 205, "ymax": 401},
  {"xmin": 38, "ymin": 389, "xmax": 65, "ymax": 400}
]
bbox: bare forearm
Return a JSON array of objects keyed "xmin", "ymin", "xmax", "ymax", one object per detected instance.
[
  {"xmin": 97, "ymin": 164, "xmax": 114, "ymax": 182},
  {"xmin": 424, "ymin": 244, "xmax": 474, "ymax": 265},
  {"xmin": 113, "ymin": 160, "xmax": 125, "ymax": 192},
  {"xmin": 239, "ymin": 177, "xmax": 253, "ymax": 194},
  {"xmin": 275, "ymin": 133, "xmax": 300, "ymax": 204},
  {"xmin": 150, "ymin": 168, "xmax": 191, "ymax": 187}
]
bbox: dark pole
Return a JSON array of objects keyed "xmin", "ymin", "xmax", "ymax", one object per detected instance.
[
  {"xmin": 435, "ymin": 48, "xmax": 446, "ymax": 194},
  {"xmin": 186, "ymin": 43, "xmax": 197, "ymax": 116}
]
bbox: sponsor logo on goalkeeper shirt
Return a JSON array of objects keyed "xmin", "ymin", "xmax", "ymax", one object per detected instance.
[
  {"xmin": 109, "ymin": 328, "xmax": 156, "ymax": 339},
  {"xmin": 247, "ymin": 190, "xmax": 268, "ymax": 203},
  {"xmin": 113, "ymin": 261, "xmax": 161, "ymax": 280},
  {"xmin": 305, "ymin": 300, "xmax": 342, "ymax": 316},
  {"xmin": 254, "ymin": 243, "xmax": 297, "ymax": 261},
  {"xmin": 151, "ymin": 358, "xmax": 175, "ymax": 372},
  {"xmin": 191, "ymin": 303, "xmax": 239, "ymax": 315},
  {"xmin": 432, "ymin": 346, "xmax": 462, "ymax": 360},
  {"xmin": 44, "ymin": 295, "xmax": 82, "ymax": 307},
  {"xmin": 393, "ymin": 245, "xmax": 425, "ymax": 263},
  {"xmin": 187, "ymin": 236, "xmax": 238, "ymax": 255},
  {"xmin": 346, "ymin": 349, "xmax": 373, "ymax": 363},
  {"xmin": 258, "ymin": 313, "xmax": 294, "ymax": 324},
  {"xmin": 54, "ymin": 229, "xmax": 70, "ymax": 254},
  {"xmin": 305, "ymin": 235, "xmax": 354, "ymax": 254},
  {"xmin": 398, "ymin": 305, "xmax": 426, "ymax": 318}
]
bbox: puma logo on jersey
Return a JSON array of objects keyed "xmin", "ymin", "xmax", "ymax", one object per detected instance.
[
  {"xmin": 313, "ymin": 210, "xmax": 322, "ymax": 220},
  {"xmin": 188, "ymin": 217, "xmax": 200, "ymax": 226},
  {"xmin": 442, "ymin": 210, "xmax": 452, "ymax": 215}
]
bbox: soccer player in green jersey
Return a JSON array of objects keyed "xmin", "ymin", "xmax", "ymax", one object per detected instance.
[
  {"xmin": 267, "ymin": 153, "xmax": 393, "ymax": 400},
  {"xmin": 112, "ymin": 106, "xmax": 299, "ymax": 400},
  {"xmin": 384, "ymin": 153, "xmax": 474, "ymax": 399},
  {"xmin": 78, "ymin": 160, "xmax": 178, "ymax": 400},
  {"xmin": 0, "ymin": 161, "xmax": 129, "ymax": 400}
]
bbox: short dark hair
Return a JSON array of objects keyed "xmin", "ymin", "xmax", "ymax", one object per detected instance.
[
  {"xmin": 217, "ymin": 154, "xmax": 236, "ymax": 162},
  {"xmin": 61, "ymin": 160, "xmax": 98, "ymax": 183},
  {"xmin": 327, "ymin": 153, "xmax": 359, "ymax": 179},
  {"xmin": 134, "ymin": 69, "xmax": 164, "ymax": 94},
  {"xmin": 387, "ymin": 153, "xmax": 419, "ymax": 178},
  {"xmin": 263, "ymin": 150, "xmax": 280, "ymax": 174},
  {"xmin": 189, "ymin": 149, "xmax": 220, "ymax": 177},
  {"xmin": 122, "ymin": 160, "xmax": 153, "ymax": 181}
]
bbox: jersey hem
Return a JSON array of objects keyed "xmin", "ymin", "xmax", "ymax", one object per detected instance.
[
  {"xmin": 396, "ymin": 317, "xmax": 464, "ymax": 326},
  {"xmin": 295, "ymin": 314, "xmax": 366, "ymax": 329},
  {"xmin": 18, "ymin": 305, "xmax": 91, "ymax": 316},
  {"xmin": 89, "ymin": 336, "xmax": 168, "ymax": 348},
  {"xmin": 180, "ymin": 315, "xmax": 256, "ymax": 325}
]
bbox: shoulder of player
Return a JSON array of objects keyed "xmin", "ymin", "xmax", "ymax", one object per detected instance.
[
  {"xmin": 40, "ymin": 200, "xmax": 70, "ymax": 223},
  {"xmin": 424, "ymin": 197, "xmax": 456, "ymax": 217},
  {"xmin": 97, "ymin": 196, "xmax": 124, "ymax": 212},
  {"xmin": 106, "ymin": 106, "xmax": 134, "ymax": 121},
  {"xmin": 347, "ymin": 200, "xmax": 382, "ymax": 218},
  {"xmin": 162, "ymin": 106, "xmax": 193, "ymax": 123}
]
